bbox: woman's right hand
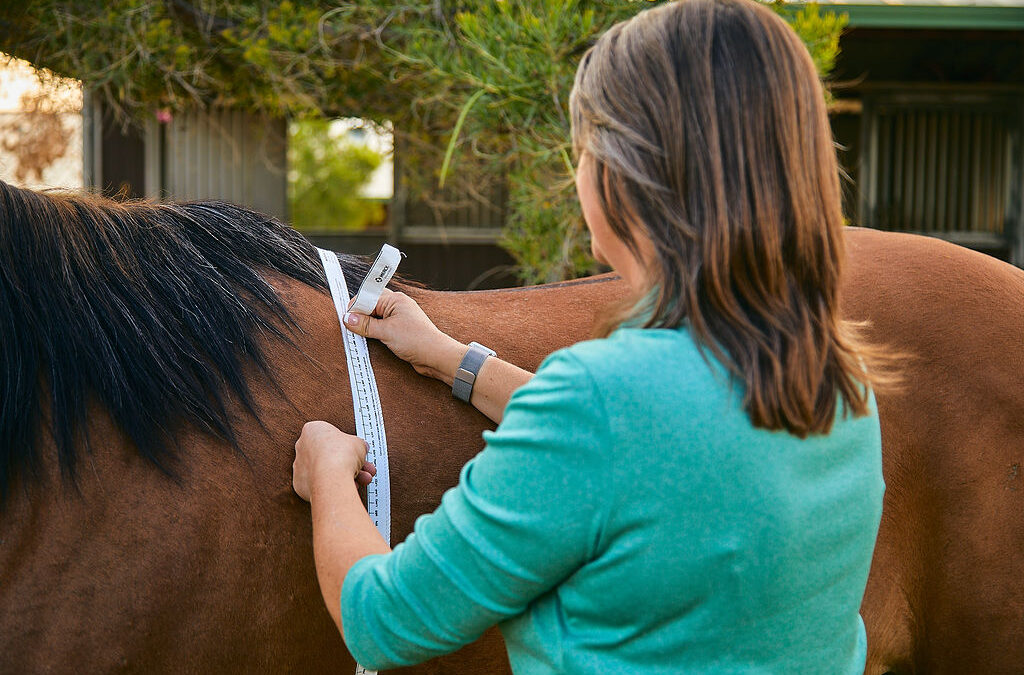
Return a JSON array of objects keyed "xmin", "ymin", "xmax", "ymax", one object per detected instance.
[{"xmin": 343, "ymin": 289, "xmax": 467, "ymax": 384}]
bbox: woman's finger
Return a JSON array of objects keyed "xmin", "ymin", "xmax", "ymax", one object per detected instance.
[
  {"xmin": 343, "ymin": 310, "xmax": 382, "ymax": 339},
  {"xmin": 373, "ymin": 288, "xmax": 397, "ymax": 316},
  {"xmin": 346, "ymin": 287, "xmax": 395, "ymax": 317}
]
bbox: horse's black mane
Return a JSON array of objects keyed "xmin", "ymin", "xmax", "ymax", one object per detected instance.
[{"xmin": 0, "ymin": 180, "xmax": 371, "ymax": 501}]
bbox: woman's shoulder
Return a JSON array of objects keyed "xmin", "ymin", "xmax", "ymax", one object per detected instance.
[
  {"xmin": 551, "ymin": 325, "xmax": 714, "ymax": 374},
  {"xmin": 538, "ymin": 326, "xmax": 725, "ymax": 401}
]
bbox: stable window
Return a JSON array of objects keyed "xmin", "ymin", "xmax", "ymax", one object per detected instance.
[{"xmin": 859, "ymin": 89, "xmax": 1023, "ymax": 262}]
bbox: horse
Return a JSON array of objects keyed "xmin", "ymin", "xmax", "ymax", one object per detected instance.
[{"xmin": 0, "ymin": 180, "xmax": 1021, "ymax": 675}]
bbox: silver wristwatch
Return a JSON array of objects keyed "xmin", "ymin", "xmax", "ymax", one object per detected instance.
[{"xmin": 452, "ymin": 342, "xmax": 496, "ymax": 403}]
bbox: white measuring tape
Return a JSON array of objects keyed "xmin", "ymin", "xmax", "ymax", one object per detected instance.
[{"xmin": 317, "ymin": 245, "xmax": 401, "ymax": 675}]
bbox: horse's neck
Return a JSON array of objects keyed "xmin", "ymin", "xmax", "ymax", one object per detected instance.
[
  {"xmin": 0, "ymin": 274, "xmax": 626, "ymax": 550},
  {"xmin": 0, "ymin": 271, "xmax": 623, "ymax": 674}
]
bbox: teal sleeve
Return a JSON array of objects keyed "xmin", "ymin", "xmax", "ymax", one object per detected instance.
[{"xmin": 340, "ymin": 350, "xmax": 613, "ymax": 670}]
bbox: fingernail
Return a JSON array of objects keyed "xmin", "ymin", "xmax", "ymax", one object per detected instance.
[{"xmin": 344, "ymin": 312, "xmax": 359, "ymax": 326}]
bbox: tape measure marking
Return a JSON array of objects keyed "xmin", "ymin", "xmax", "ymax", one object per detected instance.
[{"xmin": 317, "ymin": 248, "xmax": 393, "ymax": 675}]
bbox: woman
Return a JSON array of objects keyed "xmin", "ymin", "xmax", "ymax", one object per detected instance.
[{"xmin": 292, "ymin": 0, "xmax": 886, "ymax": 671}]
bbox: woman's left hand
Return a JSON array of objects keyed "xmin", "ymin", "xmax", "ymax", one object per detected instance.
[{"xmin": 293, "ymin": 421, "xmax": 377, "ymax": 502}]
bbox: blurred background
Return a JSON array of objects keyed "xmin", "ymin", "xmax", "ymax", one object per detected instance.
[{"xmin": 1, "ymin": 0, "xmax": 1022, "ymax": 289}]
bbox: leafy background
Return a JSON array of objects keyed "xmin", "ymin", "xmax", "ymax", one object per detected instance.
[{"xmin": 0, "ymin": 1, "xmax": 846, "ymax": 283}]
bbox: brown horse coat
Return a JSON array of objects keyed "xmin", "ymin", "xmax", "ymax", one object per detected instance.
[
  {"xmin": 1, "ymin": 227, "xmax": 1022, "ymax": 674},
  {"xmin": 843, "ymin": 229, "xmax": 1024, "ymax": 674}
]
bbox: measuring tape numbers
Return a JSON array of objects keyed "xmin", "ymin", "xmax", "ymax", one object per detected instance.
[{"xmin": 317, "ymin": 245, "xmax": 401, "ymax": 675}]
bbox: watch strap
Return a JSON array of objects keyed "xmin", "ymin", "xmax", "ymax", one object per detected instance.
[{"xmin": 452, "ymin": 342, "xmax": 496, "ymax": 403}]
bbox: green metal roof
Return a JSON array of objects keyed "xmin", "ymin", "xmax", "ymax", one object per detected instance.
[{"xmin": 800, "ymin": 2, "xmax": 1024, "ymax": 29}]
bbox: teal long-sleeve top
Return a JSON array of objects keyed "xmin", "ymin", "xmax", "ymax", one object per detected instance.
[{"xmin": 341, "ymin": 325, "xmax": 885, "ymax": 673}]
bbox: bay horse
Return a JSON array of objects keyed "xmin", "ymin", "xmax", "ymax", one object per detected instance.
[{"xmin": 0, "ymin": 181, "xmax": 1021, "ymax": 674}]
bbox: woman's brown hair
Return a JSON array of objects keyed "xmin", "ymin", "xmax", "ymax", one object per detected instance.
[{"xmin": 570, "ymin": 0, "xmax": 886, "ymax": 437}]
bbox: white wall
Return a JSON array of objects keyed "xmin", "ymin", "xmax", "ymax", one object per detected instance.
[{"xmin": 0, "ymin": 55, "xmax": 83, "ymax": 190}]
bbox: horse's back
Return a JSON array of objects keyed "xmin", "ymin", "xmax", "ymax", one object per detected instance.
[{"xmin": 844, "ymin": 228, "xmax": 1024, "ymax": 674}]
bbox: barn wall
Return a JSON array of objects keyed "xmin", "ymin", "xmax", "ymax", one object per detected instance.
[
  {"xmin": 85, "ymin": 101, "xmax": 288, "ymax": 223},
  {"xmin": 158, "ymin": 109, "xmax": 287, "ymax": 222},
  {"xmin": 830, "ymin": 27, "xmax": 1024, "ymax": 265},
  {"xmin": 306, "ymin": 232, "xmax": 517, "ymax": 291}
]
